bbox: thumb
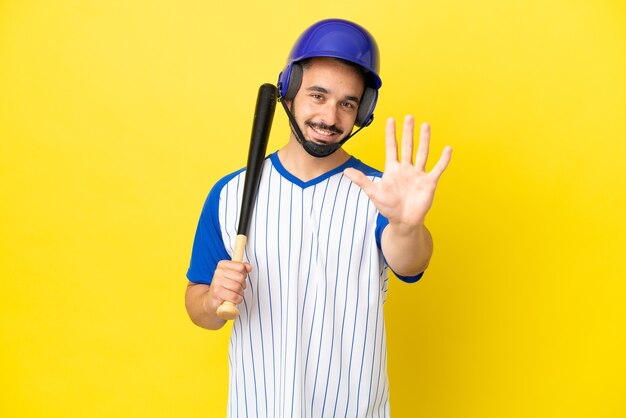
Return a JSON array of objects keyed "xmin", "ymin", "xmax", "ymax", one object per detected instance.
[{"xmin": 344, "ymin": 168, "xmax": 374, "ymax": 197}]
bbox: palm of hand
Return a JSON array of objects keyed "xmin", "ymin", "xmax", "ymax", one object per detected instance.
[
  {"xmin": 344, "ymin": 116, "xmax": 452, "ymax": 226},
  {"xmin": 369, "ymin": 161, "xmax": 438, "ymax": 226}
]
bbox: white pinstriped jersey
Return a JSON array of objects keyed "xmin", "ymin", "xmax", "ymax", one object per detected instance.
[{"xmin": 187, "ymin": 152, "xmax": 422, "ymax": 418}]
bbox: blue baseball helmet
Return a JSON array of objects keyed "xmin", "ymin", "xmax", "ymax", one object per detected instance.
[{"xmin": 277, "ymin": 19, "xmax": 381, "ymax": 127}]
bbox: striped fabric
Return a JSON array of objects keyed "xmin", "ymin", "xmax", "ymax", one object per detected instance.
[{"xmin": 188, "ymin": 152, "xmax": 418, "ymax": 417}]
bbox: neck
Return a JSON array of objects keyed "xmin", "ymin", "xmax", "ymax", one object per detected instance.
[{"xmin": 277, "ymin": 134, "xmax": 351, "ymax": 182}]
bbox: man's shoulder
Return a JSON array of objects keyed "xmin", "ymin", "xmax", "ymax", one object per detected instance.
[
  {"xmin": 212, "ymin": 167, "xmax": 246, "ymax": 192},
  {"xmin": 348, "ymin": 157, "xmax": 383, "ymax": 178},
  {"xmin": 201, "ymin": 166, "xmax": 247, "ymax": 211}
]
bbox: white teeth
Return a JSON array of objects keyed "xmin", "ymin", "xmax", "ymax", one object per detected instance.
[{"xmin": 312, "ymin": 127, "xmax": 334, "ymax": 136}]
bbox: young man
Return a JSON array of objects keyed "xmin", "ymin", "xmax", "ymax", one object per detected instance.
[{"xmin": 185, "ymin": 19, "xmax": 452, "ymax": 417}]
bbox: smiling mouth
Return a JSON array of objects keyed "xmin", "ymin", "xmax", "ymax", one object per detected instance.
[
  {"xmin": 305, "ymin": 121, "xmax": 343, "ymax": 143},
  {"xmin": 311, "ymin": 126, "xmax": 337, "ymax": 136}
]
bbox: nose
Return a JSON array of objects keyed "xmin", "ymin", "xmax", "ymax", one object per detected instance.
[{"xmin": 319, "ymin": 101, "xmax": 339, "ymax": 126}]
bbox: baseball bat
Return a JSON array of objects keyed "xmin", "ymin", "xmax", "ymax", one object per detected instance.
[{"xmin": 216, "ymin": 83, "xmax": 277, "ymax": 320}]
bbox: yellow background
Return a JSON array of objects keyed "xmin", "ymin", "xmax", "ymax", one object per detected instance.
[{"xmin": 1, "ymin": 1, "xmax": 625, "ymax": 417}]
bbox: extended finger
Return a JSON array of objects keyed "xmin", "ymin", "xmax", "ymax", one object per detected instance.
[
  {"xmin": 415, "ymin": 122, "xmax": 431, "ymax": 171},
  {"xmin": 429, "ymin": 146, "xmax": 452, "ymax": 181},
  {"xmin": 401, "ymin": 115, "xmax": 415, "ymax": 164},
  {"xmin": 385, "ymin": 117, "xmax": 398, "ymax": 167}
]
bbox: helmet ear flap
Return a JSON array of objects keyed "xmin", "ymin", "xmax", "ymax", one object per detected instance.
[
  {"xmin": 355, "ymin": 86, "xmax": 377, "ymax": 127},
  {"xmin": 283, "ymin": 62, "xmax": 303, "ymax": 101}
]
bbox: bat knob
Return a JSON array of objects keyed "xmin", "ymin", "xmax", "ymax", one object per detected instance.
[{"xmin": 217, "ymin": 301, "xmax": 239, "ymax": 320}]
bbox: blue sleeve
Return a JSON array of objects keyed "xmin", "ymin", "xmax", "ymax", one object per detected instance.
[
  {"xmin": 375, "ymin": 213, "xmax": 424, "ymax": 283},
  {"xmin": 186, "ymin": 173, "xmax": 240, "ymax": 285}
]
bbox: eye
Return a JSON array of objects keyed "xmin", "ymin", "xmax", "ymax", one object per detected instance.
[
  {"xmin": 341, "ymin": 101, "xmax": 357, "ymax": 110},
  {"xmin": 310, "ymin": 93, "xmax": 323, "ymax": 101}
]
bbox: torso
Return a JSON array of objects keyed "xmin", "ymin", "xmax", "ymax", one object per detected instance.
[{"xmin": 218, "ymin": 153, "xmax": 391, "ymax": 418}]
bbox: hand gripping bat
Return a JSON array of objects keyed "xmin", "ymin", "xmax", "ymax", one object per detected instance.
[{"xmin": 216, "ymin": 83, "xmax": 277, "ymax": 320}]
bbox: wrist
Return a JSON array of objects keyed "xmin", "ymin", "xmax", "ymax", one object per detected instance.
[
  {"xmin": 387, "ymin": 220, "xmax": 426, "ymax": 237},
  {"xmin": 204, "ymin": 286, "xmax": 221, "ymax": 316}
]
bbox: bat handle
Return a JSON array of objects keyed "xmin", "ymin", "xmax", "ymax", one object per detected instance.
[{"xmin": 216, "ymin": 235, "xmax": 247, "ymax": 320}]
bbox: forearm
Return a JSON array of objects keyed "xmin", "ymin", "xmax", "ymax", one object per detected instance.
[
  {"xmin": 381, "ymin": 222, "xmax": 433, "ymax": 277},
  {"xmin": 185, "ymin": 282, "xmax": 227, "ymax": 330}
]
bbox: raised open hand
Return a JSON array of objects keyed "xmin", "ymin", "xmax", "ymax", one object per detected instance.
[{"xmin": 344, "ymin": 115, "xmax": 452, "ymax": 227}]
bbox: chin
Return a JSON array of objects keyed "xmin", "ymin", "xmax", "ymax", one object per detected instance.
[{"xmin": 310, "ymin": 138, "xmax": 333, "ymax": 146}]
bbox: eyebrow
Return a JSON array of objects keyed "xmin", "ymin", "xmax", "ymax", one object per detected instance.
[{"xmin": 306, "ymin": 86, "xmax": 361, "ymax": 104}]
